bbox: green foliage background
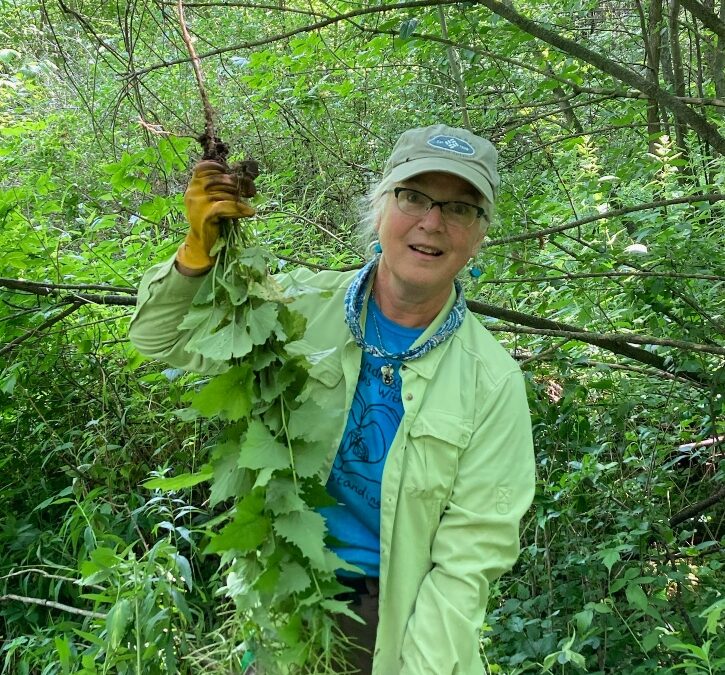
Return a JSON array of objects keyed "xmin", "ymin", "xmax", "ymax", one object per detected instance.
[{"xmin": 1, "ymin": 0, "xmax": 723, "ymax": 673}]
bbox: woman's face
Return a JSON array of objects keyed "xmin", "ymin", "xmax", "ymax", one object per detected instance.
[{"xmin": 375, "ymin": 171, "xmax": 486, "ymax": 307}]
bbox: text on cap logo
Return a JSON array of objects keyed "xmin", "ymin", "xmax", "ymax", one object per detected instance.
[{"xmin": 427, "ymin": 135, "xmax": 475, "ymax": 156}]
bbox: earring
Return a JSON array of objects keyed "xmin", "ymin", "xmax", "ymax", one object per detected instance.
[
  {"xmin": 368, "ymin": 240, "xmax": 382, "ymax": 255},
  {"xmin": 469, "ymin": 263, "xmax": 482, "ymax": 278}
]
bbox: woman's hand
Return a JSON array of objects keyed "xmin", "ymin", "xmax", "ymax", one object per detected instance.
[{"xmin": 176, "ymin": 160, "xmax": 256, "ymax": 274}]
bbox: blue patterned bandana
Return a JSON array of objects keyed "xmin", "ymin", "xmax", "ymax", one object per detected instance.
[{"xmin": 343, "ymin": 254, "xmax": 467, "ymax": 361}]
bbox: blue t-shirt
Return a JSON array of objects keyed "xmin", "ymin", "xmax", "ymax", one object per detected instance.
[{"xmin": 322, "ymin": 299, "xmax": 423, "ymax": 576}]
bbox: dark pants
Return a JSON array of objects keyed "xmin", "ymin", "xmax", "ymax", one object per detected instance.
[{"xmin": 336, "ymin": 577, "xmax": 380, "ymax": 675}]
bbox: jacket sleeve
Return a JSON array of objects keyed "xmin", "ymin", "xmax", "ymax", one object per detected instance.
[
  {"xmin": 128, "ymin": 256, "xmax": 227, "ymax": 374},
  {"xmin": 400, "ymin": 370, "xmax": 535, "ymax": 675}
]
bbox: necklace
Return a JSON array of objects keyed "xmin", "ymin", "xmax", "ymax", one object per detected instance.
[{"xmin": 370, "ymin": 306, "xmax": 396, "ymax": 386}]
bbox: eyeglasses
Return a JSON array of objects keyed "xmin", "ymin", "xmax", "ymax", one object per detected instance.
[{"xmin": 391, "ymin": 187, "xmax": 488, "ymax": 230}]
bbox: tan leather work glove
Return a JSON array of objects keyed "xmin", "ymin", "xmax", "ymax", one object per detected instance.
[{"xmin": 177, "ymin": 160, "xmax": 256, "ymax": 271}]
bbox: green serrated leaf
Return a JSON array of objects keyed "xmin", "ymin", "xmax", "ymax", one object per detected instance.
[
  {"xmin": 192, "ymin": 273, "xmax": 217, "ymax": 305},
  {"xmin": 294, "ymin": 440, "xmax": 331, "ymax": 479},
  {"xmin": 206, "ymin": 490, "xmax": 269, "ymax": 554},
  {"xmin": 187, "ymin": 312, "xmax": 254, "ymax": 361},
  {"xmin": 249, "ymin": 276, "xmax": 288, "ymax": 302},
  {"xmin": 210, "ymin": 440, "xmax": 247, "ymax": 507},
  {"xmin": 599, "ymin": 548, "xmax": 620, "ymax": 572},
  {"xmin": 276, "ymin": 561, "xmax": 312, "ymax": 598},
  {"xmin": 573, "ymin": 608, "xmax": 593, "ymax": 632},
  {"xmin": 248, "ymin": 302, "xmax": 280, "ymax": 345},
  {"xmin": 218, "ymin": 270, "xmax": 249, "ymax": 305},
  {"xmin": 239, "ymin": 419, "xmax": 290, "ymax": 470},
  {"xmin": 321, "ymin": 598, "xmax": 364, "ymax": 622},
  {"xmin": 179, "ymin": 303, "xmax": 228, "ymax": 332},
  {"xmin": 274, "ymin": 510, "xmax": 327, "ymax": 569},
  {"xmin": 276, "ymin": 305, "xmax": 307, "ymax": 342},
  {"xmin": 255, "ymin": 562, "xmax": 281, "ymax": 594},
  {"xmin": 266, "ymin": 477, "xmax": 306, "ymax": 514},
  {"xmin": 209, "ymin": 236, "xmax": 227, "ymax": 256},
  {"xmin": 254, "ymin": 466, "xmax": 276, "ymax": 488},
  {"xmin": 287, "ymin": 396, "xmax": 332, "ymax": 442},
  {"xmin": 188, "ymin": 365, "xmax": 253, "ymax": 420},
  {"xmin": 238, "ymin": 246, "xmax": 273, "ymax": 273}
]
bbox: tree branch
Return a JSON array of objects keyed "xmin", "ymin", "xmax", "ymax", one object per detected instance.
[
  {"xmin": 0, "ymin": 278, "xmax": 137, "ymax": 295},
  {"xmin": 484, "ymin": 193, "xmax": 725, "ymax": 248},
  {"xmin": 670, "ymin": 485, "xmax": 725, "ymax": 526},
  {"xmin": 0, "ymin": 303, "xmax": 83, "ymax": 357},
  {"xmin": 484, "ymin": 323, "xmax": 725, "ymax": 356},
  {"xmin": 678, "ymin": 0, "xmax": 725, "ymax": 40},
  {"xmin": 475, "ymin": 0, "xmax": 725, "ymax": 154},
  {"xmin": 0, "ymin": 593, "xmax": 107, "ymax": 619},
  {"xmin": 126, "ymin": 0, "xmax": 465, "ymax": 78},
  {"xmin": 473, "ymin": 270, "xmax": 725, "ymax": 283},
  {"xmin": 467, "ymin": 299, "xmax": 712, "ymax": 385}
]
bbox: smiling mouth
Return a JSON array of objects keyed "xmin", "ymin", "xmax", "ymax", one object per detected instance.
[{"xmin": 410, "ymin": 244, "xmax": 443, "ymax": 256}]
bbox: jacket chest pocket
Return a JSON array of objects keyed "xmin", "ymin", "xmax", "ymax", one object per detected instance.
[{"xmin": 404, "ymin": 412, "xmax": 472, "ymax": 502}]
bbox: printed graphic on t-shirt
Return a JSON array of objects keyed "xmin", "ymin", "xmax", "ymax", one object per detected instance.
[{"xmin": 333, "ymin": 382, "xmax": 401, "ymax": 491}]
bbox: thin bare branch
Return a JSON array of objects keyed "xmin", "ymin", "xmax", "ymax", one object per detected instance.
[
  {"xmin": 0, "ymin": 594, "xmax": 107, "ymax": 620},
  {"xmin": 0, "ymin": 303, "xmax": 83, "ymax": 357},
  {"xmin": 484, "ymin": 194, "xmax": 725, "ymax": 248}
]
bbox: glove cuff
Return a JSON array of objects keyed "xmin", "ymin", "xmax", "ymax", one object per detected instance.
[{"xmin": 176, "ymin": 240, "xmax": 215, "ymax": 271}]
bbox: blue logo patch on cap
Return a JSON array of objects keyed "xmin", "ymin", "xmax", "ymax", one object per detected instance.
[{"xmin": 427, "ymin": 135, "xmax": 475, "ymax": 156}]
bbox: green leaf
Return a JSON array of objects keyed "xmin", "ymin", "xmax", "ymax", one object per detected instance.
[
  {"xmin": 210, "ymin": 440, "xmax": 247, "ymax": 507},
  {"xmin": 173, "ymin": 553, "xmax": 193, "ymax": 591},
  {"xmin": 218, "ymin": 271, "xmax": 249, "ymax": 305},
  {"xmin": 293, "ymin": 440, "xmax": 331, "ymax": 479},
  {"xmin": 266, "ymin": 477, "xmax": 306, "ymax": 515},
  {"xmin": 599, "ymin": 548, "xmax": 620, "ymax": 572},
  {"xmin": 106, "ymin": 598, "xmax": 132, "ymax": 648},
  {"xmin": 188, "ymin": 313, "xmax": 254, "ymax": 361},
  {"xmin": 188, "ymin": 365, "xmax": 253, "ymax": 420},
  {"xmin": 274, "ymin": 510, "xmax": 328, "ymax": 569},
  {"xmin": 625, "ymin": 583, "xmax": 648, "ymax": 611},
  {"xmin": 287, "ymin": 396, "xmax": 332, "ymax": 442},
  {"xmin": 54, "ymin": 636, "xmax": 71, "ymax": 675},
  {"xmin": 248, "ymin": 302, "xmax": 280, "ymax": 345},
  {"xmin": 276, "ymin": 561, "xmax": 312, "ymax": 597},
  {"xmin": 399, "ymin": 18, "xmax": 419, "ymax": 39},
  {"xmin": 573, "ymin": 608, "xmax": 593, "ymax": 632},
  {"xmin": 170, "ymin": 587, "xmax": 192, "ymax": 622},
  {"xmin": 240, "ymin": 246, "xmax": 273, "ymax": 271},
  {"xmin": 239, "ymin": 419, "xmax": 290, "ymax": 471},
  {"xmin": 642, "ymin": 629, "xmax": 660, "ymax": 652},
  {"xmin": 143, "ymin": 465, "xmax": 212, "ymax": 490},
  {"xmin": 206, "ymin": 490, "xmax": 269, "ymax": 554},
  {"xmin": 276, "ymin": 305, "xmax": 307, "ymax": 342},
  {"xmin": 178, "ymin": 303, "xmax": 227, "ymax": 332},
  {"xmin": 277, "ymin": 613, "xmax": 303, "ymax": 646}
]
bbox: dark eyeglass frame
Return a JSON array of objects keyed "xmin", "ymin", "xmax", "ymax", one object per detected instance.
[{"xmin": 391, "ymin": 187, "xmax": 488, "ymax": 228}]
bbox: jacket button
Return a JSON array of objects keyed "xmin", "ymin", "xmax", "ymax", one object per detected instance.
[{"xmin": 405, "ymin": 393, "xmax": 413, "ymax": 401}]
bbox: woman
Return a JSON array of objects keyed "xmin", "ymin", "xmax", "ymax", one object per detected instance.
[{"xmin": 130, "ymin": 124, "xmax": 535, "ymax": 674}]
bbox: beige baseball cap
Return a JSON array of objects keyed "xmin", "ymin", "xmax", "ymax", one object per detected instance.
[{"xmin": 383, "ymin": 124, "xmax": 499, "ymax": 203}]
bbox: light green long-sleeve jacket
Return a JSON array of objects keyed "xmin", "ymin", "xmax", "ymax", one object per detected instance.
[{"xmin": 129, "ymin": 257, "xmax": 536, "ymax": 675}]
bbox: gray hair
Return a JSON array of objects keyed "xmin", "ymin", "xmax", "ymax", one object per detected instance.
[
  {"xmin": 357, "ymin": 175, "xmax": 495, "ymax": 259},
  {"xmin": 357, "ymin": 174, "xmax": 396, "ymax": 259}
]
